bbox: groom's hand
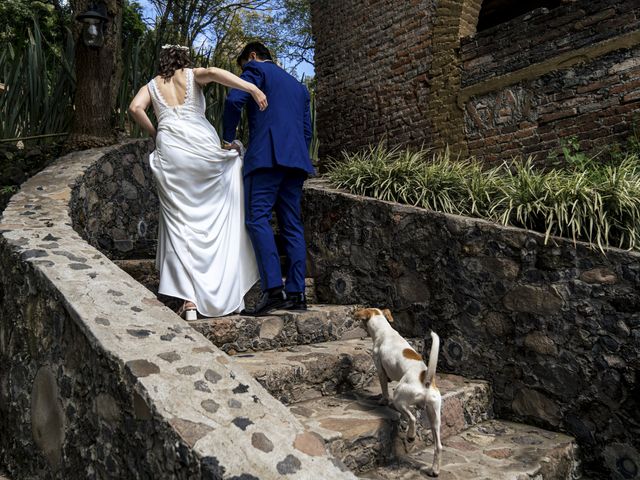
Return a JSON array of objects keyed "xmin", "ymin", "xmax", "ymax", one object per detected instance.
[{"xmin": 222, "ymin": 141, "xmax": 242, "ymax": 154}]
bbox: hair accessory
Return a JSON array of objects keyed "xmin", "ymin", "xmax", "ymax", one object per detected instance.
[{"xmin": 161, "ymin": 44, "xmax": 189, "ymax": 51}]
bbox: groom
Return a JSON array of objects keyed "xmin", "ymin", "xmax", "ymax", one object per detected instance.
[{"xmin": 222, "ymin": 42, "xmax": 315, "ymax": 316}]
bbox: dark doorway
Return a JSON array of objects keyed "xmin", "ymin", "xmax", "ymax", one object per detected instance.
[{"xmin": 477, "ymin": 0, "xmax": 563, "ymax": 31}]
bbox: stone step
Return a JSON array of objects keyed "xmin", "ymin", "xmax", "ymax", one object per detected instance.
[
  {"xmin": 233, "ymin": 338, "xmax": 376, "ymax": 404},
  {"xmin": 189, "ymin": 305, "xmax": 363, "ymax": 354},
  {"xmin": 113, "ymin": 258, "xmax": 318, "ymax": 310},
  {"xmin": 359, "ymin": 419, "xmax": 578, "ymax": 480},
  {"xmin": 288, "ymin": 374, "xmax": 493, "ymax": 473},
  {"xmin": 233, "ymin": 338, "xmax": 443, "ymax": 404}
]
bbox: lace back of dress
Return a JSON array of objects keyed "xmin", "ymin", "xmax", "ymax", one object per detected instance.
[{"xmin": 149, "ymin": 69, "xmax": 194, "ymax": 111}]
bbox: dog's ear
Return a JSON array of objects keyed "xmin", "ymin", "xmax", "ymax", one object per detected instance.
[
  {"xmin": 354, "ymin": 308, "xmax": 373, "ymax": 323},
  {"xmin": 382, "ymin": 309, "xmax": 394, "ymax": 323}
]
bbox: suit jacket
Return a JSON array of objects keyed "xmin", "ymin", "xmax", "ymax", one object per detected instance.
[{"xmin": 223, "ymin": 60, "xmax": 315, "ymax": 177}]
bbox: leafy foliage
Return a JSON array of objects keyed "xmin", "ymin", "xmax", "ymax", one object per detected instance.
[
  {"xmin": 145, "ymin": 0, "xmax": 271, "ymax": 54},
  {"xmin": 123, "ymin": 1, "xmax": 148, "ymax": 43},
  {"xmin": 242, "ymin": 0, "xmax": 314, "ymax": 72},
  {"xmin": 142, "ymin": 0, "xmax": 313, "ymax": 76},
  {"xmin": 0, "ymin": 0, "xmax": 70, "ymax": 48},
  {"xmin": 328, "ymin": 142, "xmax": 640, "ymax": 252},
  {"xmin": 0, "ymin": 1, "xmax": 317, "ymax": 159},
  {"xmin": 0, "ymin": 21, "xmax": 75, "ymax": 139}
]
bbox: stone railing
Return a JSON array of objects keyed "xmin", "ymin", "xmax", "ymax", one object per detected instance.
[
  {"xmin": 303, "ymin": 179, "xmax": 640, "ymax": 478},
  {"xmin": 71, "ymin": 139, "xmax": 158, "ymax": 258},
  {"xmin": 0, "ymin": 141, "xmax": 354, "ymax": 479}
]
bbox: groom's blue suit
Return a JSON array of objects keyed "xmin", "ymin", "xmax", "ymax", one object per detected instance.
[{"xmin": 223, "ymin": 60, "xmax": 315, "ymax": 294}]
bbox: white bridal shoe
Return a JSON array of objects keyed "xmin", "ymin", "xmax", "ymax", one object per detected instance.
[{"xmin": 177, "ymin": 302, "xmax": 197, "ymax": 321}]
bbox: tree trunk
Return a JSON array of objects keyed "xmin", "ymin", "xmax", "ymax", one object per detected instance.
[{"xmin": 68, "ymin": 0, "xmax": 123, "ymax": 148}]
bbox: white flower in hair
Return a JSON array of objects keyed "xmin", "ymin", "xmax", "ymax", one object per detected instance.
[{"xmin": 161, "ymin": 44, "xmax": 189, "ymax": 51}]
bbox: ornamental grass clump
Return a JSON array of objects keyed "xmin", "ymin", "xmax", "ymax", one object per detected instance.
[
  {"xmin": 327, "ymin": 144, "xmax": 497, "ymax": 217},
  {"xmin": 326, "ymin": 143, "xmax": 640, "ymax": 252}
]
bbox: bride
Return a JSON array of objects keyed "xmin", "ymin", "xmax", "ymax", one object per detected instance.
[{"xmin": 128, "ymin": 44, "xmax": 263, "ymax": 319}]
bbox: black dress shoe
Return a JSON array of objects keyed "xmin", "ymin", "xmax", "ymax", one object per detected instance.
[
  {"xmin": 283, "ymin": 292, "xmax": 307, "ymax": 311},
  {"xmin": 242, "ymin": 290, "xmax": 288, "ymax": 316}
]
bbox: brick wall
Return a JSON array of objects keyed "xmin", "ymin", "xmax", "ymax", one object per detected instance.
[
  {"xmin": 311, "ymin": 0, "xmax": 640, "ymax": 165},
  {"xmin": 465, "ymin": 46, "xmax": 640, "ymax": 164},
  {"xmin": 460, "ymin": 0, "xmax": 640, "ymax": 163},
  {"xmin": 311, "ymin": 0, "xmax": 437, "ymax": 161},
  {"xmin": 426, "ymin": 0, "xmax": 483, "ymax": 153},
  {"xmin": 460, "ymin": 0, "xmax": 640, "ymax": 87}
]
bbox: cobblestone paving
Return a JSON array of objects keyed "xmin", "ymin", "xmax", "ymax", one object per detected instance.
[
  {"xmin": 112, "ymin": 259, "xmax": 579, "ymax": 478},
  {"xmin": 190, "ymin": 305, "xmax": 362, "ymax": 354},
  {"xmin": 360, "ymin": 419, "xmax": 577, "ymax": 480},
  {"xmin": 230, "ymin": 326, "xmax": 578, "ymax": 478},
  {"xmin": 290, "ymin": 372, "xmax": 493, "ymax": 473}
]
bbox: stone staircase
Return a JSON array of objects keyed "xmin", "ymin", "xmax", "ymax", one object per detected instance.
[
  {"xmin": 115, "ymin": 260, "xmax": 579, "ymax": 479},
  {"xmin": 203, "ymin": 321, "xmax": 577, "ymax": 479}
]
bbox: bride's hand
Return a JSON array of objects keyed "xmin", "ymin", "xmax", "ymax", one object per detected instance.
[
  {"xmin": 222, "ymin": 142, "xmax": 242, "ymax": 154},
  {"xmin": 251, "ymin": 87, "xmax": 268, "ymax": 111}
]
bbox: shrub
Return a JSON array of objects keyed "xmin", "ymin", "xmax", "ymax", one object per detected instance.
[{"xmin": 326, "ymin": 142, "xmax": 640, "ymax": 252}]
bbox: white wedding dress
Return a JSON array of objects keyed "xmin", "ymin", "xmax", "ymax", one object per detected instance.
[{"xmin": 147, "ymin": 68, "xmax": 259, "ymax": 317}]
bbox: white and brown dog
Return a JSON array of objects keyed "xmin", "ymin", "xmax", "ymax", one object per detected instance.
[{"xmin": 355, "ymin": 307, "xmax": 442, "ymax": 476}]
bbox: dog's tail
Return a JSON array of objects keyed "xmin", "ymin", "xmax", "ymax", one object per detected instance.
[{"xmin": 424, "ymin": 331, "xmax": 440, "ymax": 386}]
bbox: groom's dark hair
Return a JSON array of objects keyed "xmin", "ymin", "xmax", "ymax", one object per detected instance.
[{"xmin": 237, "ymin": 42, "xmax": 273, "ymax": 67}]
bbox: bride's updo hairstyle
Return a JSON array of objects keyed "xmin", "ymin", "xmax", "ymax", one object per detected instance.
[{"xmin": 158, "ymin": 45, "xmax": 193, "ymax": 80}]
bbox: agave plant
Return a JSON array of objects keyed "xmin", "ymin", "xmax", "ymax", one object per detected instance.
[
  {"xmin": 0, "ymin": 21, "xmax": 75, "ymax": 140},
  {"xmin": 596, "ymin": 157, "xmax": 640, "ymax": 250}
]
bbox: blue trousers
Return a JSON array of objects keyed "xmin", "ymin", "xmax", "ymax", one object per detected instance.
[{"xmin": 244, "ymin": 167, "xmax": 307, "ymax": 293}]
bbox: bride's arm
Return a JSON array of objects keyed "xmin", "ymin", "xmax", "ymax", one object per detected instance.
[
  {"xmin": 193, "ymin": 67, "xmax": 267, "ymax": 111},
  {"xmin": 128, "ymin": 86, "xmax": 157, "ymax": 138}
]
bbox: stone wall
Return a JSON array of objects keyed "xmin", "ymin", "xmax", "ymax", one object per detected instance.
[
  {"xmin": 0, "ymin": 142, "xmax": 355, "ymax": 479},
  {"xmin": 302, "ymin": 180, "xmax": 640, "ymax": 479},
  {"xmin": 71, "ymin": 139, "xmax": 158, "ymax": 259},
  {"xmin": 311, "ymin": 0, "xmax": 640, "ymax": 165}
]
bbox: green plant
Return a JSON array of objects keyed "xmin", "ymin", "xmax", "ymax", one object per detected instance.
[
  {"xmin": 559, "ymin": 136, "xmax": 594, "ymax": 171},
  {"xmin": 116, "ymin": 33, "xmax": 157, "ymax": 136},
  {"xmin": 327, "ymin": 143, "xmax": 640, "ymax": 252},
  {"xmin": 0, "ymin": 185, "xmax": 18, "ymax": 195},
  {"xmin": 0, "ymin": 20, "xmax": 75, "ymax": 140}
]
